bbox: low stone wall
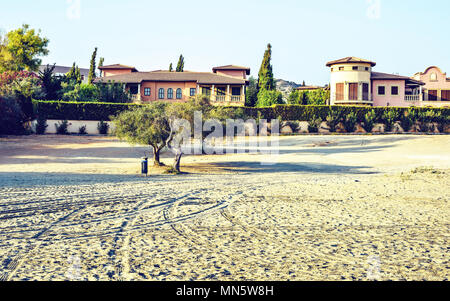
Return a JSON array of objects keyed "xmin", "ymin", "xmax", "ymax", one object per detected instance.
[{"xmin": 31, "ymin": 120, "xmax": 115, "ymax": 135}]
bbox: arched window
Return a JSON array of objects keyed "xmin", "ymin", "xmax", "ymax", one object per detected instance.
[
  {"xmin": 158, "ymin": 88, "xmax": 165, "ymax": 99},
  {"xmin": 167, "ymin": 88, "xmax": 173, "ymax": 99},
  {"xmin": 176, "ymin": 88, "xmax": 182, "ymax": 99},
  {"xmin": 430, "ymin": 73, "xmax": 437, "ymax": 81}
]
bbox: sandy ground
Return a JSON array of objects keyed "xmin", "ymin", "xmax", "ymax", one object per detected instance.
[{"xmin": 0, "ymin": 134, "xmax": 448, "ymax": 281}]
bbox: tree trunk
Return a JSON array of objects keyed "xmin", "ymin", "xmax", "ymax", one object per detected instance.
[
  {"xmin": 153, "ymin": 146, "xmax": 162, "ymax": 166},
  {"xmin": 173, "ymin": 152, "xmax": 182, "ymax": 173}
]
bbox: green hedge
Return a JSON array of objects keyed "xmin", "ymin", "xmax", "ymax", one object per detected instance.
[
  {"xmin": 33, "ymin": 100, "xmax": 449, "ymax": 123},
  {"xmin": 33, "ymin": 100, "xmax": 146, "ymax": 121},
  {"xmin": 240, "ymin": 105, "xmax": 450, "ymax": 123}
]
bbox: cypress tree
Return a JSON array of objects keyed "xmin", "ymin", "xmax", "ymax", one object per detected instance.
[
  {"xmin": 66, "ymin": 62, "xmax": 81, "ymax": 84},
  {"xmin": 257, "ymin": 44, "xmax": 275, "ymax": 91},
  {"xmin": 169, "ymin": 63, "xmax": 173, "ymax": 72},
  {"xmin": 88, "ymin": 47, "xmax": 98, "ymax": 84},
  {"xmin": 98, "ymin": 57, "xmax": 104, "ymax": 77},
  {"xmin": 176, "ymin": 55, "xmax": 184, "ymax": 72}
]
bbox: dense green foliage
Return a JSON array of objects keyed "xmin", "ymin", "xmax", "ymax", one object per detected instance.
[
  {"xmin": 255, "ymin": 89, "xmax": 283, "ymax": 107},
  {"xmin": 0, "ymin": 95, "xmax": 29, "ymax": 135},
  {"xmin": 33, "ymin": 100, "xmax": 144, "ymax": 121},
  {"xmin": 245, "ymin": 76, "xmax": 258, "ymax": 107},
  {"xmin": 288, "ymin": 89, "xmax": 330, "ymax": 105},
  {"xmin": 0, "ymin": 24, "xmax": 49, "ymax": 72},
  {"xmin": 38, "ymin": 64, "xmax": 63, "ymax": 100},
  {"xmin": 176, "ymin": 55, "xmax": 184, "ymax": 72},
  {"xmin": 33, "ymin": 101, "xmax": 449, "ymax": 130},
  {"xmin": 257, "ymin": 44, "xmax": 275, "ymax": 91},
  {"xmin": 88, "ymin": 47, "xmax": 98, "ymax": 84}
]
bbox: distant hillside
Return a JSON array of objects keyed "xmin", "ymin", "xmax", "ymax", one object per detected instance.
[{"xmin": 275, "ymin": 79, "xmax": 302, "ymax": 100}]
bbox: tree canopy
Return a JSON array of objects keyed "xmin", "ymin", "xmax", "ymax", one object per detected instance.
[{"xmin": 0, "ymin": 24, "xmax": 49, "ymax": 72}]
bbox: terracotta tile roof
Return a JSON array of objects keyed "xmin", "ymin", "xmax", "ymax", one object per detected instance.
[
  {"xmin": 326, "ymin": 57, "xmax": 376, "ymax": 67},
  {"xmin": 296, "ymin": 85, "xmax": 324, "ymax": 91},
  {"xmin": 99, "ymin": 64, "xmax": 138, "ymax": 71},
  {"xmin": 213, "ymin": 65, "xmax": 251, "ymax": 75},
  {"xmin": 94, "ymin": 71, "xmax": 248, "ymax": 85},
  {"xmin": 371, "ymin": 72, "xmax": 425, "ymax": 85}
]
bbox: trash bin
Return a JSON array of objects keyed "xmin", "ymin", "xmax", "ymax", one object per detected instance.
[{"xmin": 141, "ymin": 157, "xmax": 148, "ymax": 176}]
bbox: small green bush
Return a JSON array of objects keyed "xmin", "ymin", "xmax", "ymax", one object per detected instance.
[
  {"xmin": 400, "ymin": 109, "xmax": 414, "ymax": 132},
  {"xmin": 55, "ymin": 120, "xmax": 69, "ymax": 135},
  {"xmin": 363, "ymin": 110, "xmax": 376, "ymax": 133},
  {"xmin": 97, "ymin": 120, "xmax": 109, "ymax": 135},
  {"xmin": 78, "ymin": 125, "xmax": 87, "ymax": 135},
  {"xmin": 382, "ymin": 110, "xmax": 399, "ymax": 132},
  {"xmin": 35, "ymin": 115, "xmax": 48, "ymax": 135},
  {"xmin": 343, "ymin": 111, "xmax": 358, "ymax": 133},
  {"xmin": 308, "ymin": 116, "xmax": 322, "ymax": 133},
  {"xmin": 326, "ymin": 110, "xmax": 342, "ymax": 132}
]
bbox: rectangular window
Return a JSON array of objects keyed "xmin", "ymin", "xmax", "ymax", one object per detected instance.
[
  {"xmin": 202, "ymin": 87, "xmax": 211, "ymax": 96},
  {"xmin": 217, "ymin": 87, "xmax": 226, "ymax": 95},
  {"xmin": 352, "ymin": 66, "xmax": 358, "ymax": 71},
  {"xmin": 349, "ymin": 83, "xmax": 358, "ymax": 100},
  {"xmin": 391, "ymin": 86, "xmax": 399, "ymax": 96},
  {"xmin": 190, "ymin": 88, "xmax": 196, "ymax": 96},
  {"xmin": 378, "ymin": 86, "xmax": 386, "ymax": 96},
  {"xmin": 339, "ymin": 67, "xmax": 344, "ymax": 71},
  {"xmin": 441, "ymin": 90, "xmax": 450, "ymax": 101},
  {"xmin": 232, "ymin": 87, "xmax": 241, "ymax": 96},
  {"xmin": 428, "ymin": 90, "xmax": 438, "ymax": 101},
  {"xmin": 144, "ymin": 88, "xmax": 151, "ymax": 96},
  {"xmin": 362, "ymin": 83, "xmax": 369, "ymax": 100},
  {"xmin": 336, "ymin": 83, "xmax": 344, "ymax": 101}
]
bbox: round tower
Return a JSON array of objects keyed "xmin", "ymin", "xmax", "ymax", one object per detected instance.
[{"xmin": 326, "ymin": 57, "xmax": 376, "ymax": 105}]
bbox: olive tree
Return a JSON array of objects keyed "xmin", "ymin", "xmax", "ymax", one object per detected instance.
[{"xmin": 112, "ymin": 102, "xmax": 170, "ymax": 166}]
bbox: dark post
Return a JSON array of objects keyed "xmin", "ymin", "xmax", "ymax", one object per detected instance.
[{"xmin": 141, "ymin": 157, "xmax": 148, "ymax": 176}]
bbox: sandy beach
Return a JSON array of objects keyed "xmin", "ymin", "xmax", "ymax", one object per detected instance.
[{"xmin": 0, "ymin": 134, "xmax": 448, "ymax": 281}]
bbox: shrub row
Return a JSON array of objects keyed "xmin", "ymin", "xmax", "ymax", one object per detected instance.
[
  {"xmin": 33, "ymin": 100, "xmax": 145, "ymax": 121},
  {"xmin": 241, "ymin": 105, "xmax": 450, "ymax": 123},
  {"xmin": 33, "ymin": 100, "xmax": 450, "ymax": 124}
]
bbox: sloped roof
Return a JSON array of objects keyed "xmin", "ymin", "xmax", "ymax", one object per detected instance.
[
  {"xmin": 94, "ymin": 71, "xmax": 248, "ymax": 85},
  {"xmin": 99, "ymin": 64, "xmax": 138, "ymax": 72},
  {"xmin": 39, "ymin": 65, "xmax": 89, "ymax": 76},
  {"xmin": 371, "ymin": 72, "xmax": 425, "ymax": 85},
  {"xmin": 213, "ymin": 65, "xmax": 251, "ymax": 75},
  {"xmin": 326, "ymin": 57, "xmax": 376, "ymax": 67}
]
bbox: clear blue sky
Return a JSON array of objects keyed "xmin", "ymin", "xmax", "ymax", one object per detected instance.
[{"xmin": 1, "ymin": 0, "xmax": 449, "ymax": 85}]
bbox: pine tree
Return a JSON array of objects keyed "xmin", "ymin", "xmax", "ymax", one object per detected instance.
[
  {"xmin": 88, "ymin": 47, "xmax": 98, "ymax": 84},
  {"xmin": 302, "ymin": 80, "xmax": 306, "ymax": 86},
  {"xmin": 98, "ymin": 57, "xmax": 104, "ymax": 77},
  {"xmin": 176, "ymin": 55, "xmax": 184, "ymax": 72},
  {"xmin": 257, "ymin": 44, "xmax": 275, "ymax": 91},
  {"xmin": 169, "ymin": 63, "xmax": 173, "ymax": 72},
  {"xmin": 66, "ymin": 62, "xmax": 81, "ymax": 84}
]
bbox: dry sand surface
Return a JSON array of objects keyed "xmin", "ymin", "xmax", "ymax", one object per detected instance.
[{"xmin": 0, "ymin": 134, "xmax": 448, "ymax": 281}]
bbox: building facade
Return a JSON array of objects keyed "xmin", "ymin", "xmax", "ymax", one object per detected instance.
[
  {"xmin": 96, "ymin": 64, "xmax": 250, "ymax": 106},
  {"xmin": 413, "ymin": 66, "xmax": 450, "ymax": 105},
  {"xmin": 326, "ymin": 57, "xmax": 448, "ymax": 108}
]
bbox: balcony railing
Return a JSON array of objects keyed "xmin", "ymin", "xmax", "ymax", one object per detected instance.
[
  {"xmin": 215, "ymin": 95, "xmax": 226, "ymax": 102},
  {"xmin": 405, "ymin": 95, "xmax": 422, "ymax": 101},
  {"xmin": 231, "ymin": 95, "xmax": 243, "ymax": 102}
]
